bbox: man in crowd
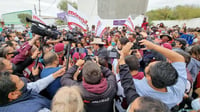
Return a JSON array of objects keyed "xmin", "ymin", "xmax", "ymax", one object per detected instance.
[
  {"xmin": 127, "ymin": 96, "xmax": 170, "ymax": 112},
  {"xmin": 119, "ymin": 41, "xmax": 186, "ymax": 109},
  {"xmin": 0, "ymin": 67, "xmax": 65, "ymax": 112},
  {"xmin": 90, "ymin": 38, "xmax": 109, "ymax": 67},
  {"xmin": 116, "ymin": 41, "xmax": 170, "ymax": 112},
  {"xmin": 40, "ymin": 52, "xmax": 62, "ymax": 99},
  {"xmin": 160, "ymin": 33, "xmax": 172, "ymax": 44},
  {"xmin": 54, "ymin": 43, "xmax": 65, "ymax": 65},
  {"xmin": 90, "ymin": 38, "xmax": 107, "ymax": 59},
  {"xmin": 6, "ymin": 32, "xmax": 16, "ymax": 41},
  {"xmin": 61, "ymin": 59, "xmax": 116, "ymax": 112},
  {"xmin": 127, "ymin": 33, "xmax": 136, "ymax": 42},
  {"xmin": 0, "ymin": 31, "xmax": 6, "ymax": 42},
  {"xmin": 173, "ymin": 38, "xmax": 187, "ymax": 52},
  {"xmin": 115, "ymin": 54, "xmax": 144, "ymax": 111}
]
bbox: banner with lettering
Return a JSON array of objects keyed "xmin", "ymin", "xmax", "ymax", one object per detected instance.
[
  {"xmin": 124, "ymin": 15, "xmax": 134, "ymax": 32},
  {"xmin": 32, "ymin": 14, "xmax": 46, "ymax": 25},
  {"xmin": 95, "ymin": 17, "xmax": 106, "ymax": 37},
  {"xmin": 67, "ymin": 4, "xmax": 88, "ymax": 31}
]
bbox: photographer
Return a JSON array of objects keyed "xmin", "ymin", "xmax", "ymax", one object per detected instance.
[
  {"xmin": 115, "ymin": 54, "xmax": 144, "ymax": 112},
  {"xmin": 119, "ymin": 40, "xmax": 186, "ymax": 109},
  {"xmin": 0, "ymin": 44, "xmax": 40, "ymax": 76},
  {"xmin": 11, "ymin": 34, "xmax": 41, "ymax": 64},
  {"xmin": 61, "ymin": 59, "xmax": 116, "ymax": 112},
  {"xmin": 116, "ymin": 41, "xmax": 170, "ymax": 112}
]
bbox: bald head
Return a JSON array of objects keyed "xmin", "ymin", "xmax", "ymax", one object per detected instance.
[{"xmin": 43, "ymin": 52, "xmax": 58, "ymax": 66}]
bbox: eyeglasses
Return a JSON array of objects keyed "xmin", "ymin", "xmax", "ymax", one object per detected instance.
[{"xmin": 7, "ymin": 52, "xmax": 15, "ymax": 55}]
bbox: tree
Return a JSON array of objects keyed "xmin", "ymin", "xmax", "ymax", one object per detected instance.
[
  {"xmin": 55, "ymin": 19, "xmax": 67, "ymax": 25},
  {"xmin": 17, "ymin": 13, "xmax": 32, "ymax": 25},
  {"xmin": 146, "ymin": 5, "xmax": 200, "ymax": 21},
  {"xmin": 57, "ymin": 0, "xmax": 77, "ymax": 11},
  {"xmin": 57, "ymin": 0, "xmax": 77, "ymax": 25}
]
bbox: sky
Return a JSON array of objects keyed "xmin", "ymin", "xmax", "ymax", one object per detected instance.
[{"xmin": 0, "ymin": 0, "xmax": 200, "ymax": 18}]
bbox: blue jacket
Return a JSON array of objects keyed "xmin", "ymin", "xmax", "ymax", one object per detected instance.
[
  {"xmin": 40, "ymin": 67, "xmax": 61, "ymax": 98},
  {"xmin": 0, "ymin": 90, "xmax": 50, "ymax": 112},
  {"xmin": 180, "ymin": 34, "xmax": 194, "ymax": 45}
]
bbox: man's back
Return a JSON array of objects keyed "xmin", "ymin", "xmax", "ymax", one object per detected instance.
[
  {"xmin": 82, "ymin": 77, "xmax": 116, "ymax": 112},
  {"xmin": 61, "ymin": 64, "xmax": 117, "ymax": 112},
  {"xmin": 134, "ymin": 62, "xmax": 187, "ymax": 108},
  {"xmin": 41, "ymin": 67, "xmax": 61, "ymax": 98}
]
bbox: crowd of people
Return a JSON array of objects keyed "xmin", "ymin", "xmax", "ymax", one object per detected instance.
[{"xmin": 0, "ymin": 20, "xmax": 200, "ymax": 112}]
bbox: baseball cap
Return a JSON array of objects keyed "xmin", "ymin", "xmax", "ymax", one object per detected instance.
[
  {"xmin": 175, "ymin": 38, "xmax": 187, "ymax": 46},
  {"xmin": 54, "ymin": 43, "xmax": 64, "ymax": 53}
]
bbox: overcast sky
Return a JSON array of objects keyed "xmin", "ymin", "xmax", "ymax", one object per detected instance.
[{"xmin": 0, "ymin": 0, "xmax": 200, "ymax": 17}]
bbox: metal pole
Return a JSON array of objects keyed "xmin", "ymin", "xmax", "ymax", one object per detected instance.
[
  {"xmin": 34, "ymin": 4, "xmax": 37, "ymax": 15},
  {"xmin": 66, "ymin": 42, "xmax": 72, "ymax": 70},
  {"xmin": 39, "ymin": 0, "xmax": 41, "ymax": 16}
]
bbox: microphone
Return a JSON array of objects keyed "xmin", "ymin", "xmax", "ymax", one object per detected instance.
[
  {"xmin": 26, "ymin": 17, "xmax": 50, "ymax": 28},
  {"xmin": 26, "ymin": 17, "xmax": 32, "ymax": 23}
]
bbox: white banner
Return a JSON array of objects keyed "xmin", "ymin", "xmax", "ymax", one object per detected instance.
[
  {"xmin": 32, "ymin": 14, "xmax": 47, "ymax": 25},
  {"xmin": 133, "ymin": 15, "xmax": 145, "ymax": 27},
  {"xmin": 67, "ymin": 4, "xmax": 88, "ymax": 31},
  {"xmin": 124, "ymin": 15, "xmax": 134, "ymax": 32},
  {"xmin": 95, "ymin": 17, "xmax": 106, "ymax": 37}
]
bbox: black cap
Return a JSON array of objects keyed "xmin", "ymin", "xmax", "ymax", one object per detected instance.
[{"xmin": 175, "ymin": 38, "xmax": 187, "ymax": 46}]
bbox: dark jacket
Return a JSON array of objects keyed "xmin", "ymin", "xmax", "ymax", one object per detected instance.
[
  {"xmin": 14, "ymin": 57, "xmax": 34, "ymax": 77},
  {"xmin": 0, "ymin": 90, "xmax": 50, "ymax": 112},
  {"xmin": 119, "ymin": 64, "xmax": 139, "ymax": 105},
  {"xmin": 96, "ymin": 46, "xmax": 108, "ymax": 60},
  {"xmin": 61, "ymin": 65, "xmax": 117, "ymax": 112}
]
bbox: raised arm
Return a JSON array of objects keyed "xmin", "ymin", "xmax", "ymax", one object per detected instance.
[
  {"xmin": 119, "ymin": 42, "xmax": 139, "ymax": 105},
  {"xmin": 60, "ymin": 59, "xmax": 85, "ymax": 86},
  {"xmin": 140, "ymin": 39, "xmax": 184, "ymax": 62},
  {"xmin": 11, "ymin": 35, "xmax": 40, "ymax": 64},
  {"xmin": 27, "ymin": 67, "xmax": 66, "ymax": 93}
]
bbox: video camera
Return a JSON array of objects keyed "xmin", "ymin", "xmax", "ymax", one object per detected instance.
[
  {"xmin": 26, "ymin": 17, "xmax": 77, "ymax": 42},
  {"xmin": 84, "ymin": 55, "xmax": 96, "ymax": 61},
  {"xmin": 108, "ymin": 48, "xmax": 120, "ymax": 59},
  {"xmin": 26, "ymin": 17, "xmax": 59, "ymax": 39},
  {"xmin": 131, "ymin": 35, "xmax": 145, "ymax": 49}
]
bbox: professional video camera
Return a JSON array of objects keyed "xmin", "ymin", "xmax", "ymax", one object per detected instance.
[
  {"xmin": 26, "ymin": 17, "xmax": 79, "ymax": 43},
  {"xmin": 131, "ymin": 35, "xmax": 145, "ymax": 49},
  {"xmin": 26, "ymin": 17, "xmax": 59, "ymax": 39},
  {"xmin": 26, "ymin": 17, "xmax": 78, "ymax": 70},
  {"xmin": 108, "ymin": 48, "xmax": 120, "ymax": 59}
]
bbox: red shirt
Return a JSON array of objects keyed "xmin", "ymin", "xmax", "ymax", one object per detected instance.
[
  {"xmin": 132, "ymin": 72, "xmax": 144, "ymax": 80},
  {"xmin": 196, "ymin": 72, "xmax": 200, "ymax": 88}
]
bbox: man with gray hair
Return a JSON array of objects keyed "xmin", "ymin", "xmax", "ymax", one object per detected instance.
[{"xmin": 40, "ymin": 51, "xmax": 62, "ymax": 99}]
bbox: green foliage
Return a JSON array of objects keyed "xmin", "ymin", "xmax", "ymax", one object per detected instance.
[
  {"xmin": 57, "ymin": 0, "xmax": 77, "ymax": 25},
  {"xmin": 55, "ymin": 19, "xmax": 67, "ymax": 25},
  {"xmin": 57, "ymin": 0, "xmax": 77, "ymax": 11},
  {"xmin": 146, "ymin": 5, "xmax": 200, "ymax": 21},
  {"xmin": 17, "ymin": 13, "xmax": 32, "ymax": 25}
]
